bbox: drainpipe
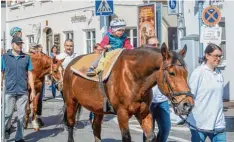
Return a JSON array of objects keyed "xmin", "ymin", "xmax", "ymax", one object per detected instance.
[
  {"xmin": 177, "ymin": 0, "xmax": 185, "ymax": 49},
  {"xmin": 197, "ymin": 0, "xmax": 204, "ymax": 58}
]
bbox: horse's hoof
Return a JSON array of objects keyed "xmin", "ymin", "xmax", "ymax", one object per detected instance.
[
  {"xmin": 32, "ymin": 120, "xmax": 39, "ymax": 131},
  {"xmin": 68, "ymin": 139, "xmax": 74, "ymax": 142}
]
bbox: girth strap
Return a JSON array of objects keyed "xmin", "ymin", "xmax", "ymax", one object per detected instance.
[{"xmin": 98, "ymin": 71, "xmax": 115, "ymax": 113}]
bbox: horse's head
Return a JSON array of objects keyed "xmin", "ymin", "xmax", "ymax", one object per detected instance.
[
  {"xmin": 49, "ymin": 57, "xmax": 64, "ymax": 91},
  {"xmin": 157, "ymin": 43, "xmax": 194, "ymax": 115}
]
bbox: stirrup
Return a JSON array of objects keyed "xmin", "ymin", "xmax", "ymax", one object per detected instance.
[{"xmin": 87, "ymin": 68, "xmax": 96, "ymax": 77}]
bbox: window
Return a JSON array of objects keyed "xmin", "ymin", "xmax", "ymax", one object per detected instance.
[
  {"xmin": 219, "ymin": 21, "xmax": 226, "ymax": 60},
  {"xmin": 27, "ymin": 35, "xmax": 34, "ymax": 44},
  {"xmin": 54, "ymin": 34, "xmax": 61, "ymax": 53},
  {"xmin": 125, "ymin": 28, "xmax": 137, "ymax": 48},
  {"xmin": 85, "ymin": 30, "xmax": 96, "ymax": 53},
  {"xmin": 64, "ymin": 31, "xmax": 73, "ymax": 40}
]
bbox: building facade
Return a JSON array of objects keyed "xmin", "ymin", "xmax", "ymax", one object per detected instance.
[
  {"xmin": 5, "ymin": 0, "xmax": 177, "ymax": 54},
  {"xmin": 1, "ymin": 1, "xmax": 6, "ymax": 51}
]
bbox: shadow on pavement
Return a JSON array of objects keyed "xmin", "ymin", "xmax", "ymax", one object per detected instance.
[
  {"xmin": 41, "ymin": 114, "xmax": 64, "ymax": 127},
  {"xmin": 226, "ymin": 116, "xmax": 234, "ymax": 132},
  {"xmin": 103, "ymin": 114, "xmax": 115, "ymax": 122},
  {"xmin": 102, "ymin": 139, "xmax": 121, "ymax": 142},
  {"xmin": 24, "ymin": 127, "xmax": 64, "ymax": 142}
]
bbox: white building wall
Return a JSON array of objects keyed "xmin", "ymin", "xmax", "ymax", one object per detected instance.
[
  {"xmin": 184, "ymin": 1, "xmax": 234, "ymax": 101},
  {"xmin": 1, "ymin": 7, "xmax": 6, "ymax": 50},
  {"xmin": 6, "ymin": 1, "xmax": 146, "ymax": 55},
  {"xmin": 222, "ymin": 1, "xmax": 234, "ymax": 101}
]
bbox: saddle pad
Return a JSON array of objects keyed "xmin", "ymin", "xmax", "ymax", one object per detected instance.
[{"xmin": 70, "ymin": 49, "xmax": 124, "ymax": 82}]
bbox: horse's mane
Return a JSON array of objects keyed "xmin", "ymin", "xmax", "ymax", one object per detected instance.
[
  {"xmin": 122, "ymin": 47, "xmax": 186, "ymax": 67},
  {"xmin": 171, "ymin": 51, "xmax": 186, "ymax": 67}
]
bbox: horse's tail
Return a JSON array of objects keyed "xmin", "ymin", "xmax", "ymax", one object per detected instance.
[{"xmin": 75, "ymin": 104, "xmax": 82, "ymax": 124}]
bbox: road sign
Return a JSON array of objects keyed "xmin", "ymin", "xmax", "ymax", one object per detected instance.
[
  {"xmin": 95, "ymin": 0, "xmax": 114, "ymax": 16},
  {"xmin": 202, "ymin": 6, "xmax": 221, "ymax": 27},
  {"xmin": 167, "ymin": 0, "xmax": 178, "ymax": 15},
  {"xmin": 200, "ymin": 26, "xmax": 222, "ymax": 45}
]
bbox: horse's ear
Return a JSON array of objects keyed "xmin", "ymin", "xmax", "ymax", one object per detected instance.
[
  {"xmin": 161, "ymin": 42, "xmax": 170, "ymax": 60},
  {"xmin": 59, "ymin": 58, "xmax": 65, "ymax": 63},
  {"xmin": 52, "ymin": 57, "xmax": 57, "ymax": 64},
  {"xmin": 179, "ymin": 44, "xmax": 187, "ymax": 58}
]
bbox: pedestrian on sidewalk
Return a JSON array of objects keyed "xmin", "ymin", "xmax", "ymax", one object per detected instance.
[
  {"xmin": 187, "ymin": 43, "xmax": 226, "ymax": 142},
  {"xmin": 49, "ymin": 45, "xmax": 59, "ymax": 98},
  {"xmin": 1, "ymin": 37, "xmax": 36, "ymax": 142},
  {"xmin": 142, "ymin": 36, "xmax": 171, "ymax": 142},
  {"xmin": 56, "ymin": 39, "xmax": 78, "ymax": 99}
]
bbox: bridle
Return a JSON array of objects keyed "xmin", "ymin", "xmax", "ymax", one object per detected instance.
[
  {"xmin": 162, "ymin": 60, "xmax": 193, "ymax": 107},
  {"xmin": 161, "ymin": 60, "xmax": 221, "ymax": 133},
  {"xmin": 49, "ymin": 60, "xmax": 63, "ymax": 86}
]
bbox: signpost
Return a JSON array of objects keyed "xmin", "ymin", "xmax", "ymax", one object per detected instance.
[
  {"xmin": 200, "ymin": 26, "xmax": 222, "ymax": 45},
  {"xmin": 202, "ymin": 6, "xmax": 221, "ymax": 27},
  {"xmin": 95, "ymin": 0, "xmax": 114, "ymax": 37}
]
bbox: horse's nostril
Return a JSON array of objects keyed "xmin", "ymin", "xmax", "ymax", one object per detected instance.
[{"xmin": 183, "ymin": 102, "xmax": 191, "ymax": 111}]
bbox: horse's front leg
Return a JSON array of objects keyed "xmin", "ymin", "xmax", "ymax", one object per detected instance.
[
  {"xmin": 24, "ymin": 95, "xmax": 31, "ymax": 129},
  {"xmin": 117, "ymin": 108, "xmax": 131, "ymax": 142},
  {"xmin": 65, "ymin": 99, "xmax": 78, "ymax": 142},
  {"xmin": 135, "ymin": 107, "xmax": 156, "ymax": 142},
  {"xmin": 92, "ymin": 113, "xmax": 104, "ymax": 142},
  {"xmin": 32, "ymin": 92, "xmax": 40, "ymax": 131}
]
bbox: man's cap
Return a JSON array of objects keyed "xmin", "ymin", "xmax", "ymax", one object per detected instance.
[{"xmin": 11, "ymin": 36, "xmax": 24, "ymax": 44}]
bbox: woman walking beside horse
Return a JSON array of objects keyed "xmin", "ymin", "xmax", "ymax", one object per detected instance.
[{"xmin": 187, "ymin": 43, "xmax": 226, "ymax": 142}]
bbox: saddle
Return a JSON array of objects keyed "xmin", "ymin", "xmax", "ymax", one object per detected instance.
[
  {"xmin": 70, "ymin": 49, "xmax": 124, "ymax": 82},
  {"xmin": 70, "ymin": 49, "xmax": 124, "ymax": 113}
]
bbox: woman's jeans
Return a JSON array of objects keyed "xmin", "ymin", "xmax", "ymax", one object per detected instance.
[
  {"xmin": 143, "ymin": 101, "xmax": 171, "ymax": 142},
  {"xmin": 51, "ymin": 81, "xmax": 56, "ymax": 98},
  {"xmin": 190, "ymin": 129, "xmax": 226, "ymax": 142}
]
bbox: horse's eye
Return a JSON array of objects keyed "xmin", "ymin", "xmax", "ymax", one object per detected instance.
[
  {"xmin": 54, "ymin": 70, "xmax": 58, "ymax": 73},
  {"xmin": 169, "ymin": 72, "xmax": 175, "ymax": 76}
]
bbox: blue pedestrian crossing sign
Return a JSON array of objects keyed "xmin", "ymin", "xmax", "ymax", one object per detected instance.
[{"xmin": 95, "ymin": 0, "xmax": 114, "ymax": 16}]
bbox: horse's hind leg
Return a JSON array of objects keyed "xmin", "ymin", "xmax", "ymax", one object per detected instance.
[
  {"xmin": 92, "ymin": 113, "xmax": 104, "ymax": 142},
  {"xmin": 117, "ymin": 109, "xmax": 131, "ymax": 142},
  {"xmin": 135, "ymin": 111, "xmax": 156, "ymax": 142},
  {"xmin": 65, "ymin": 99, "xmax": 78, "ymax": 142}
]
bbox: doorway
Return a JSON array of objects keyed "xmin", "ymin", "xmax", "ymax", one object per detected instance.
[{"xmin": 46, "ymin": 28, "xmax": 53, "ymax": 56}]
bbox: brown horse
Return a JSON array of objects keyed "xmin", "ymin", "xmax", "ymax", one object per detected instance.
[
  {"xmin": 63, "ymin": 43, "xmax": 194, "ymax": 142},
  {"xmin": 25, "ymin": 53, "xmax": 64, "ymax": 131}
]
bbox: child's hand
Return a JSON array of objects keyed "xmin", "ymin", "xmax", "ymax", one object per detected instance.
[{"xmin": 105, "ymin": 45, "xmax": 112, "ymax": 49}]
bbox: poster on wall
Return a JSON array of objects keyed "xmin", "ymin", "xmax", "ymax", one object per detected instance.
[{"xmin": 137, "ymin": 3, "xmax": 157, "ymax": 47}]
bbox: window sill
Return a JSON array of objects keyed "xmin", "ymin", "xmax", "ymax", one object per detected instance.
[
  {"xmin": 22, "ymin": 1, "xmax": 34, "ymax": 7},
  {"xmin": 9, "ymin": 4, "xmax": 20, "ymax": 10}
]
